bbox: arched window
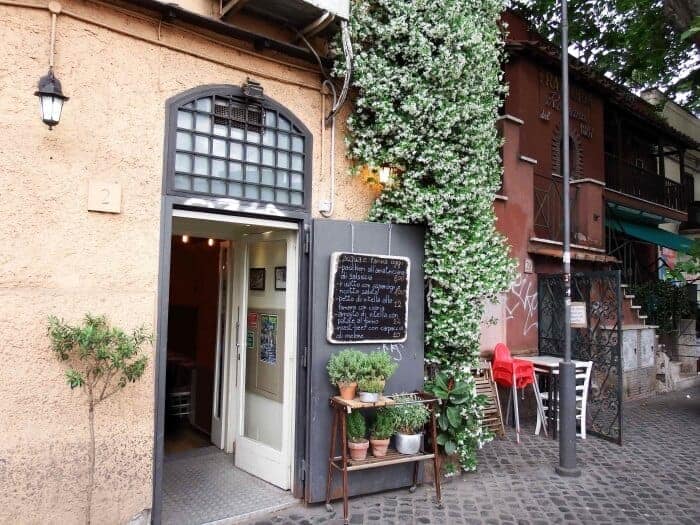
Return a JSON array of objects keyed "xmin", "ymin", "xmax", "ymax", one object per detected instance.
[{"xmin": 167, "ymin": 85, "xmax": 310, "ymax": 209}]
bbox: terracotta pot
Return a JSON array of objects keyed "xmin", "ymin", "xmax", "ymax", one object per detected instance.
[
  {"xmin": 369, "ymin": 437, "xmax": 390, "ymax": 457},
  {"xmin": 348, "ymin": 439, "xmax": 369, "ymax": 461},
  {"xmin": 338, "ymin": 381, "xmax": 357, "ymax": 400}
]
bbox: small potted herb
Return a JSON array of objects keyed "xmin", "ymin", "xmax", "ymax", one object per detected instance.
[
  {"xmin": 369, "ymin": 408, "xmax": 395, "ymax": 457},
  {"xmin": 327, "ymin": 349, "xmax": 364, "ymax": 400},
  {"xmin": 357, "ymin": 377, "xmax": 385, "ymax": 403},
  {"xmin": 347, "ymin": 411, "xmax": 369, "ymax": 460},
  {"xmin": 357, "ymin": 351, "xmax": 398, "ymax": 401},
  {"xmin": 390, "ymin": 401, "xmax": 430, "ymax": 455}
]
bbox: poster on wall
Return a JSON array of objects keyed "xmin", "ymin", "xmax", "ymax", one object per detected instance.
[
  {"xmin": 247, "ymin": 330, "xmax": 255, "ymax": 350},
  {"xmin": 259, "ymin": 314, "xmax": 278, "ymax": 364},
  {"xmin": 327, "ymin": 251, "xmax": 410, "ymax": 343}
]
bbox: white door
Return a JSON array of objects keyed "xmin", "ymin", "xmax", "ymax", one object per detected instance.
[
  {"xmin": 211, "ymin": 241, "xmax": 231, "ymax": 449},
  {"xmin": 233, "ymin": 230, "xmax": 298, "ymax": 489}
]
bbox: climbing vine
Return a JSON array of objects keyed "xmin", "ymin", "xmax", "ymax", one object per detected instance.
[{"xmin": 340, "ymin": 0, "xmax": 516, "ymax": 470}]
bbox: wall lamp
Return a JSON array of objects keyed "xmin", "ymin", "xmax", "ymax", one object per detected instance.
[{"xmin": 35, "ymin": 2, "xmax": 68, "ymax": 130}]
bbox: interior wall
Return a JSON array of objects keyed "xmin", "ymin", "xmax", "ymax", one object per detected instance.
[
  {"xmin": 245, "ymin": 239, "xmax": 286, "ymax": 450},
  {"xmin": 168, "ymin": 237, "xmax": 220, "ymax": 434}
]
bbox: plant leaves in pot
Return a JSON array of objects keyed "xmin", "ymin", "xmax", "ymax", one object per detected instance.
[
  {"xmin": 346, "ymin": 411, "xmax": 369, "ymax": 460},
  {"xmin": 390, "ymin": 400, "xmax": 430, "ymax": 455},
  {"xmin": 326, "ymin": 349, "xmax": 364, "ymax": 400},
  {"xmin": 358, "ymin": 377, "xmax": 385, "ymax": 403},
  {"xmin": 369, "ymin": 408, "xmax": 394, "ymax": 457}
]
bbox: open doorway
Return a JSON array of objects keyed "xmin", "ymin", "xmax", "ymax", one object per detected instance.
[{"xmin": 161, "ymin": 210, "xmax": 300, "ymax": 523}]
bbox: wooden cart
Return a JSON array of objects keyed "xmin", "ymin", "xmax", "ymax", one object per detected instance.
[{"xmin": 325, "ymin": 392, "xmax": 442, "ymax": 524}]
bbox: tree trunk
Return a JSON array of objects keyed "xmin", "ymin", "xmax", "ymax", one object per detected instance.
[{"xmin": 86, "ymin": 401, "xmax": 95, "ymax": 525}]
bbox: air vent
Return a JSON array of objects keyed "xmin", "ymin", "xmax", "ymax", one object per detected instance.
[{"xmin": 214, "ymin": 101, "xmax": 264, "ymax": 132}]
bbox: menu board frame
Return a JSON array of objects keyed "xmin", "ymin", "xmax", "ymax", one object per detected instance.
[{"xmin": 326, "ymin": 251, "xmax": 411, "ymax": 344}]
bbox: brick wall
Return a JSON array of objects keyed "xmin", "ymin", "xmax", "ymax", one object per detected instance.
[{"xmin": 623, "ymin": 367, "xmax": 656, "ymax": 400}]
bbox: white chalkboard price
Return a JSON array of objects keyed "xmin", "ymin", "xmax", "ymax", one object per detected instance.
[{"xmin": 327, "ymin": 252, "xmax": 410, "ymax": 344}]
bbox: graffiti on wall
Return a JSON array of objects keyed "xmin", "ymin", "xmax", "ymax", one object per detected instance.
[{"xmin": 506, "ymin": 273, "xmax": 538, "ymax": 335}]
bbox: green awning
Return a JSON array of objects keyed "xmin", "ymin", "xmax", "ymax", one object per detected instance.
[{"xmin": 608, "ymin": 218, "xmax": 693, "ymax": 253}]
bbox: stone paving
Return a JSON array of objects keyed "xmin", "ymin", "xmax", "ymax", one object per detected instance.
[{"xmin": 245, "ymin": 386, "xmax": 700, "ymax": 525}]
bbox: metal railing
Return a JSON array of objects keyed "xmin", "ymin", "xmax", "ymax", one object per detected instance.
[
  {"xmin": 533, "ymin": 173, "xmax": 579, "ymax": 242},
  {"xmin": 605, "ymin": 152, "xmax": 690, "ymax": 211}
]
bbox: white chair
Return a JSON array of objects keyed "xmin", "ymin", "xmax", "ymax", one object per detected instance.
[{"xmin": 535, "ymin": 361, "xmax": 592, "ymax": 439}]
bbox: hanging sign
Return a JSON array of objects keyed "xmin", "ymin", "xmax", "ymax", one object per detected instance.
[
  {"xmin": 327, "ymin": 252, "xmax": 410, "ymax": 343},
  {"xmin": 570, "ymin": 301, "xmax": 587, "ymax": 328}
]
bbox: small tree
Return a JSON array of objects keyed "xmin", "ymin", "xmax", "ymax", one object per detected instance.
[{"xmin": 47, "ymin": 314, "xmax": 151, "ymax": 525}]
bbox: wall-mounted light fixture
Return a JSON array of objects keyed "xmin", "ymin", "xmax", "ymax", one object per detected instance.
[{"xmin": 35, "ymin": 2, "xmax": 68, "ymax": 130}]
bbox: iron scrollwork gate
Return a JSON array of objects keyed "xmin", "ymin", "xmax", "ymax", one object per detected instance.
[{"xmin": 538, "ymin": 271, "xmax": 623, "ymax": 444}]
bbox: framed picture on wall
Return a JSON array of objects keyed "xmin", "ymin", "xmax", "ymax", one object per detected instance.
[
  {"xmin": 249, "ymin": 267, "xmax": 266, "ymax": 291},
  {"xmin": 274, "ymin": 266, "xmax": 287, "ymax": 291}
]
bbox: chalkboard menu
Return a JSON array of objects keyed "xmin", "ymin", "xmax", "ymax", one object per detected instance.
[{"xmin": 327, "ymin": 252, "xmax": 410, "ymax": 343}]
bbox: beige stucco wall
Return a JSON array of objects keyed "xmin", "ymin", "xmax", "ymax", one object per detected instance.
[{"xmin": 0, "ymin": 1, "xmax": 373, "ymax": 523}]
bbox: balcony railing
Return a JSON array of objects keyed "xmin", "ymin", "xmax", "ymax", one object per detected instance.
[
  {"xmin": 605, "ymin": 152, "xmax": 690, "ymax": 211},
  {"xmin": 533, "ymin": 173, "xmax": 578, "ymax": 243}
]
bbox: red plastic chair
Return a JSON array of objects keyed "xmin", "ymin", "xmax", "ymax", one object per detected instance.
[{"xmin": 491, "ymin": 343, "xmax": 547, "ymax": 443}]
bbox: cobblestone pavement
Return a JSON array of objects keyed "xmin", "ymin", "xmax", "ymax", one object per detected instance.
[{"xmin": 245, "ymin": 386, "xmax": 700, "ymax": 525}]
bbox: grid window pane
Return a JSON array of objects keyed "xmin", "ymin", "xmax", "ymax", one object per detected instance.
[
  {"xmin": 193, "ymin": 177, "xmax": 209, "ymax": 192},
  {"xmin": 276, "ymin": 152, "xmax": 289, "ymax": 169},
  {"xmin": 247, "ymin": 130, "xmax": 261, "ymax": 144},
  {"xmin": 244, "ymin": 184, "xmax": 259, "ymax": 199},
  {"xmin": 265, "ymin": 111, "xmax": 277, "ymax": 127},
  {"xmin": 278, "ymin": 115, "xmax": 291, "ymax": 131},
  {"xmin": 275, "ymin": 189, "xmax": 289, "ymax": 204},
  {"xmin": 176, "ymin": 132, "xmax": 193, "ymax": 151},
  {"xmin": 246, "ymin": 145, "xmax": 260, "ymax": 163},
  {"xmin": 177, "ymin": 110, "xmax": 193, "ymax": 129},
  {"xmin": 277, "ymin": 132, "xmax": 290, "ymax": 150},
  {"xmin": 211, "ymin": 179, "xmax": 226, "ymax": 195},
  {"xmin": 230, "ymin": 143, "xmax": 243, "ymax": 160},
  {"xmin": 195, "ymin": 97, "xmax": 212, "ymax": 112},
  {"xmin": 182, "ymin": 102, "xmax": 194, "ymax": 109},
  {"xmin": 229, "ymin": 162, "xmax": 243, "ymax": 181},
  {"xmin": 262, "ymin": 148, "xmax": 275, "ymax": 166},
  {"xmin": 276, "ymin": 171, "xmax": 289, "ymax": 188},
  {"xmin": 228, "ymin": 182, "xmax": 242, "ymax": 197},
  {"xmin": 212, "ymin": 139, "xmax": 226, "ymax": 157},
  {"xmin": 290, "ymin": 191, "xmax": 303, "ymax": 206},
  {"xmin": 212, "ymin": 159, "xmax": 226, "ymax": 178},
  {"xmin": 195, "ymin": 113, "xmax": 211, "ymax": 133},
  {"xmin": 290, "ymin": 173, "xmax": 303, "ymax": 190},
  {"xmin": 261, "ymin": 168, "xmax": 275, "ymax": 186},
  {"xmin": 291, "ymin": 154, "xmax": 303, "ymax": 171},
  {"xmin": 231, "ymin": 126, "xmax": 244, "ymax": 140},
  {"xmin": 195, "ymin": 135, "xmax": 209, "ymax": 154},
  {"xmin": 261, "ymin": 187, "xmax": 274, "ymax": 202},
  {"xmin": 213, "ymin": 123, "xmax": 227, "ymax": 136},
  {"xmin": 292, "ymin": 136, "xmax": 304, "ymax": 152},
  {"xmin": 176, "ymin": 153, "xmax": 192, "ymax": 173},
  {"xmin": 262, "ymin": 129, "xmax": 275, "ymax": 146},
  {"xmin": 174, "ymin": 175, "xmax": 191, "ymax": 190},
  {"xmin": 245, "ymin": 165, "xmax": 260, "ymax": 184},
  {"xmin": 194, "ymin": 156, "xmax": 209, "ymax": 175}
]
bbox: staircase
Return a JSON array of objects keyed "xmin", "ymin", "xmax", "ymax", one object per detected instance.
[{"xmin": 620, "ymin": 283, "xmax": 654, "ymax": 328}]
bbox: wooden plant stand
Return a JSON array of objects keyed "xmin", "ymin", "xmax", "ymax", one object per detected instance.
[{"xmin": 324, "ymin": 392, "xmax": 442, "ymax": 524}]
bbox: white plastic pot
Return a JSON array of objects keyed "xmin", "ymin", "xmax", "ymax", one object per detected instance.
[
  {"xmin": 359, "ymin": 391, "xmax": 379, "ymax": 403},
  {"xmin": 395, "ymin": 431, "xmax": 422, "ymax": 455}
]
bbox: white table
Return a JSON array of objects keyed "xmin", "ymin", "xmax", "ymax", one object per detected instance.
[{"xmin": 517, "ymin": 355, "xmax": 589, "ymax": 439}]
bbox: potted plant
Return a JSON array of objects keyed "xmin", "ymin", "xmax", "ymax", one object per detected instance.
[
  {"xmin": 357, "ymin": 377, "xmax": 385, "ymax": 403},
  {"xmin": 369, "ymin": 408, "xmax": 394, "ymax": 457},
  {"xmin": 357, "ymin": 351, "xmax": 398, "ymax": 400},
  {"xmin": 327, "ymin": 349, "xmax": 364, "ymax": 400},
  {"xmin": 391, "ymin": 401, "xmax": 430, "ymax": 455},
  {"xmin": 346, "ymin": 411, "xmax": 369, "ymax": 460}
]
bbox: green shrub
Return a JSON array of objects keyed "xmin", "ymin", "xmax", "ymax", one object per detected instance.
[
  {"xmin": 358, "ymin": 377, "xmax": 385, "ymax": 393},
  {"xmin": 370, "ymin": 409, "xmax": 395, "ymax": 440},
  {"xmin": 389, "ymin": 401, "xmax": 430, "ymax": 434},
  {"xmin": 327, "ymin": 349, "xmax": 364, "ymax": 385},
  {"xmin": 347, "ymin": 411, "xmax": 367, "ymax": 443},
  {"xmin": 362, "ymin": 351, "xmax": 397, "ymax": 381},
  {"xmin": 631, "ymin": 279, "xmax": 693, "ymax": 334}
]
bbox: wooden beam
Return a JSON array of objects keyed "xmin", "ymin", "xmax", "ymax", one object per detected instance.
[{"xmin": 221, "ymin": 0, "xmax": 250, "ymax": 17}]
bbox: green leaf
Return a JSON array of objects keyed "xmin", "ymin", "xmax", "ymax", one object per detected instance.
[
  {"xmin": 436, "ymin": 433, "xmax": 448, "ymax": 446},
  {"xmin": 446, "ymin": 406, "xmax": 461, "ymax": 428},
  {"xmin": 438, "ymin": 413, "xmax": 449, "ymax": 431},
  {"xmin": 444, "ymin": 439, "xmax": 457, "ymax": 456}
]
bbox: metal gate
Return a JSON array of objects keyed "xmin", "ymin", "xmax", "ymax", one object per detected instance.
[{"xmin": 538, "ymin": 271, "xmax": 623, "ymax": 444}]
